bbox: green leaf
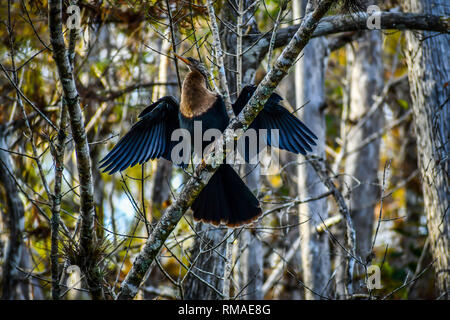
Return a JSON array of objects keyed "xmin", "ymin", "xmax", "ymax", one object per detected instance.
[{"xmin": 397, "ymin": 99, "xmax": 409, "ymax": 109}]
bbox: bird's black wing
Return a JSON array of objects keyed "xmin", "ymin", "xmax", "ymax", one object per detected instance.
[
  {"xmin": 99, "ymin": 96, "xmax": 179, "ymax": 174},
  {"xmin": 233, "ymin": 85, "xmax": 317, "ymax": 155}
]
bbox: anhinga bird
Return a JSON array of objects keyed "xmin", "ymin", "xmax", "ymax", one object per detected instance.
[{"xmin": 99, "ymin": 54, "xmax": 318, "ymax": 227}]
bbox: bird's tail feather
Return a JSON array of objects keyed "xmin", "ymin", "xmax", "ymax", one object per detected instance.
[{"xmin": 191, "ymin": 164, "xmax": 261, "ymax": 227}]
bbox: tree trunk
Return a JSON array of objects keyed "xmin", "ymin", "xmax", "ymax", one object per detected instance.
[
  {"xmin": 344, "ymin": 23, "xmax": 384, "ymax": 291},
  {"xmin": 150, "ymin": 39, "xmax": 175, "ymax": 222},
  {"xmin": 277, "ymin": 28, "xmax": 302, "ymax": 302},
  {"xmin": 0, "ymin": 127, "xmax": 27, "ymax": 299},
  {"xmin": 403, "ymin": 0, "xmax": 450, "ymax": 299},
  {"xmin": 143, "ymin": 38, "xmax": 176, "ymax": 300},
  {"xmin": 295, "ymin": 0, "xmax": 331, "ymax": 300},
  {"xmin": 48, "ymin": 2, "xmax": 98, "ymax": 298}
]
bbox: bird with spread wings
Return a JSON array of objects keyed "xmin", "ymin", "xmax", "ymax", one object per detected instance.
[{"xmin": 99, "ymin": 54, "xmax": 317, "ymax": 227}]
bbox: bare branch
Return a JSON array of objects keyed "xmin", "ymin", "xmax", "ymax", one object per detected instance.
[{"xmin": 256, "ymin": 11, "xmax": 450, "ymax": 56}]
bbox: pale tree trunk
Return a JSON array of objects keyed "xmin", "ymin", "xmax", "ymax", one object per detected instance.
[
  {"xmin": 403, "ymin": 0, "xmax": 450, "ymax": 299},
  {"xmin": 0, "ymin": 131, "xmax": 45, "ymax": 300},
  {"xmin": 276, "ymin": 11, "xmax": 302, "ymax": 297},
  {"xmin": 397, "ymin": 116, "xmax": 430, "ymax": 298},
  {"xmin": 85, "ymin": 24, "xmax": 109, "ymax": 240},
  {"xmin": 278, "ymin": 73, "xmax": 303, "ymax": 300},
  {"xmin": 342, "ymin": 16, "xmax": 384, "ymax": 292},
  {"xmin": 150, "ymin": 39, "xmax": 175, "ymax": 221},
  {"xmin": 0, "ymin": 127, "xmax": 26, "ymax": 300},
  {"xmin": 0, "ymin": 127, "xmax": 36, "ymax": 299},
  {"xmin": 295, "ymin": 0, "xmax": 331, "ymax": 299},
  {"xmin": 143, "ymin": 38, "xmax": 176, "ymax": 300}
]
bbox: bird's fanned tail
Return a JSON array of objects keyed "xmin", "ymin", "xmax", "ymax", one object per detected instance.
[{"xmin": 191, "ymin": 164, "xmax": 261, "ymax": 227}]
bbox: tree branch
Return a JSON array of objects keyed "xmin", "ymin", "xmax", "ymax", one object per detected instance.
[
  {"xmin": 50, "ymin": 20, "xmax": 78, "ymax": 300},
  {"xmin": 254, "ymin": 11, "xmax": 449, "ymax": 58},
  {"xmin": 48, "ymin": 0, "xmax": 98, "ymax": 297}
]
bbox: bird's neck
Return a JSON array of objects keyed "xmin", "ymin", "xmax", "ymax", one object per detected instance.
[{"xmin": 180, "ymin": 70, "xmax": 217, "ymax": 118}]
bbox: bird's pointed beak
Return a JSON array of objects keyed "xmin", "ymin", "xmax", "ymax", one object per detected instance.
[{"xmin": 173, "ymin": 52, "xmax": 190, "ymax": 65}]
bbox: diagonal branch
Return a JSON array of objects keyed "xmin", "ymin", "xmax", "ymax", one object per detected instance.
[{"xmin": 117, "ymin": 0, "xmax": 340, "ymax": 300}]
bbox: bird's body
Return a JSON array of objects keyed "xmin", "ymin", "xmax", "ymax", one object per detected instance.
[
  {"xmin": 179, "ymin": 68, "xmax": 229, "ymax": 152},
  {"xmin": 100, "ymin": 55, "xmax": 318, "ymax": 227}
]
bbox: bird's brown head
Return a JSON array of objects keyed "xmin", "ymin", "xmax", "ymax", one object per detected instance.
[{"xmin": 174, "ymin": 53, "xmax": 208, "ymax": 79}]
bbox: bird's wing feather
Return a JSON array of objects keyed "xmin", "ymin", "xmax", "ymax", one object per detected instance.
[
  {"xmin": 232, "ymin": 85, "xmax": 317, "ymax": 155},
  {"xmin": 99, "ymin": 96, "xmax": 179, "ymax": 174}
]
